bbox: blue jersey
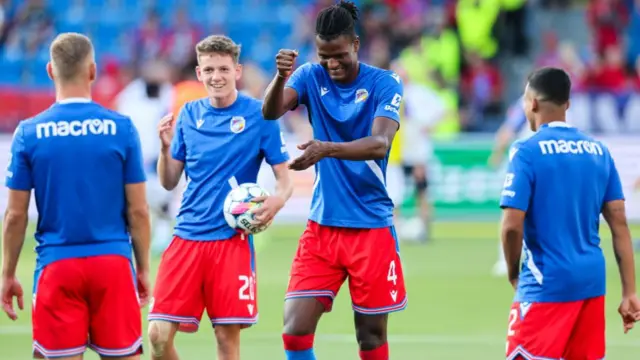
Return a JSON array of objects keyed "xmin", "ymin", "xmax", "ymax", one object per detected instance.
[
  {"xmin": 286, "ymin": 62, "xmax": 403, "ymax": 228},
  {"xmin": 171, "ymin": 93, "xmax": 289, "ymax": 240},
  {"xmin": 500, "ymin": 122, "xmax": 625, "ymax": 303},
  {"xmin": 5, "ymin": 98, "xmax": 146, "ymax": 270}
]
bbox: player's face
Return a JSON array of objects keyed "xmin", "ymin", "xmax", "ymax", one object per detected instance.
[
  {"xmin": 315, "ymin": 35, "xmax": 359, "ymax": 83},
  {"xmin": 196, "ymin": 53, "xmax": 242, "ymax": 99}
]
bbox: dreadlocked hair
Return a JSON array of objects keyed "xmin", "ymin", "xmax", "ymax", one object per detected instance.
[{"xmin": 315, "ymin": 0, "xmax": 359, "ymax": 41}]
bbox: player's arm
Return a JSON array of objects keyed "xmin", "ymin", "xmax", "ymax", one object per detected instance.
[
  {"xmin": 1, "ymin": 190, "xmax": 30, "ymax": 278},
  {"xmin": 263, "ymin": 51, "xmax": 305, "ymax": 120},
  {"xmin": 499, "ymin": 145, "xmax": 534, "ymax": 289},
  {"xmin": 601, "ymin": 156, "xmax": 636, "ymax": 298},
  {"xmin": 125, "ymin": 123, "xmax": 151, "ymax": 273},
  {"xmin": 323, "ymin": 116, "xmax": 399, "ymax": 160},
  {"xmin": 253, "ymin": 123, "xmax": 293, "ymax": 225},
  {"xmin": 1, "ymin": 125, "xmax": 32, "ymax": 279},
  {"xmin": 157, "ymin": 113, "xmax": 185, "ymax": 190}
]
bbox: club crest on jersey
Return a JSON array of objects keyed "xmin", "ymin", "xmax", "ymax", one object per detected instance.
[
  {"xmin": 230, "ymin": 116, "xmax": 246, "ymax": 134},
  {"xmin": 355, "ymin": 89, "xmax": 369, "ymax": 104}
]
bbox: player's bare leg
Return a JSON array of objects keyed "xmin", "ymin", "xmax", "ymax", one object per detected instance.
[
  {"xmin": 214, "ymin": 324, "xmax": 242, "ymax": 360},
  {"xmin": 412, "ymin": 164, "xmax": 431, "ymax": 243},
  {"xmin": 354, "ymin": 313, "xmax": 389, "ymax": 359},
  {"xmin": 148, "ymin": 320, "xmax": 180, "ymax": 360},
  {"xmin": 283, "ymin": 298, "xmax": 326, "ymax": 359},
  {"xmin": 100, "ymin": 356, "xmax": 140, "ymax": 360}
]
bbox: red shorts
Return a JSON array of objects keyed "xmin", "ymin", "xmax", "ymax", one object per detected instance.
[
  {"xmin": 148, "ymin": 235, "xmax": 257, "ymax": 332},
  {"xmin": 286, "ymin": 220, "xmax": 407, "ymax": 314},
  {"xmin": 32, "ymin": 255, "xmax": 142, "ymax": 359},
  {"xmin": 506, "ymin": 296, "xmax": 605, "ymax": 359}
]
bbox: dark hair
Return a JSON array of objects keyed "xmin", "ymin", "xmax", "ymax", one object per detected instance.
[
  {"xmin": 315, "ymin": 0, "xmax": 359, "ymax": 41},
  {"xmin": 527, "ymin": 67, "xmax": 571, "ymax": 106}
]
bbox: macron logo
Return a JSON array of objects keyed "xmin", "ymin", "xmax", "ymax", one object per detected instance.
[
  {"xmin": 538, "ymin": 139, "xmax": 603, "ymax": 156},
  {"xmin": 36, "ymin": 119, "xmax": 117, "ymax": 139},
  {"xmin": 320, "ymin": 87, "xmax": 329, "ymax": 96}
]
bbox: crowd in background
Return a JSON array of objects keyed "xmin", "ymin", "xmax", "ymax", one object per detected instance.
[{"xmin": 0, "ymin": 0, "xmax": 640, "ymax": 133}]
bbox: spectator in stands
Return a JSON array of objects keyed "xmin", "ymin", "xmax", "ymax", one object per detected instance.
[
  {"xmin": 456, "ymin": 0, "xmax": 501, "ymax": 61},
  {"xmin": 587, "ymin": 0, "xmax": 628, "ymax": 56},
  {"xmin": 3, "ymin": 0, "xmax": 53, "ymax": 61},
  {"xmin": 460, "ymin": 51, "xmax": 503, "ymax": 131},
  {"xmin": 162, "ymin": 9, "xmax": 201, "ymax": 69},
  {"xmin": 584, "ymin": 45, "xmax": 629, "ymax": 93},
  {"xmin": 501, "ymin": 0, "xmax": 528, "ymax": 57},
  {"xmin": 132, "ymin": 9, "xmax": 165, "ymax": 70}
]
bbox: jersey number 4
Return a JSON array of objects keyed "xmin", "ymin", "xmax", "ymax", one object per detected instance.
[{"xmin": 387, "ymin": 260, "xmax": 397, "ymax": 285}]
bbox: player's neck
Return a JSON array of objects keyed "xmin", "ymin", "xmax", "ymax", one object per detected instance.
[
  {"xmin": 537, "ymin": 115, "xmax": 566, "ymax": 129},
  {"xmin": 55, "ymin": 83, "xmax": 92, "ymax": 103},
  {"xmin": 209, "ymin": 90, "xmax": 238, "ymax": 109}
]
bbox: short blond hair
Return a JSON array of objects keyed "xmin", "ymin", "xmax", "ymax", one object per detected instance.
[
  {"xmin": 49, "ymin": 33, "xmax": 94, "ymax": 81},
  {"xmin": 196, "ymin": 35, "xmax": 241, "ymax": 63}
]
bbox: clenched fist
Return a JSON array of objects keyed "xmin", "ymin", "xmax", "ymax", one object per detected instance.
[{"xmin": 276, "ymin": 49, "xmax": 298, "ymax": 79}]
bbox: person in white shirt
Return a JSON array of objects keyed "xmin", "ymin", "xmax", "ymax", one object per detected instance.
[
  {"xmin": 391, "ymin": 62, "xmax": 446, "ymax": 243},
  {"xmin": 116, "ymin": 60, "xmax": 175, "ymax": 254}
]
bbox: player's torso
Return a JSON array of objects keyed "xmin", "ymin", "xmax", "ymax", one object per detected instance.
[
  {"xmin": 177, "ymin": 97, "xmax": 266, "ymax": 240},
  {"xmin": 303, "ymin": 64, "xmax": 395, "ymax": 228},
  {"xmin": 23, "ymin": 101, "xmax": 134, "ymax": 266},
  {"xmin": 517, "ymin": 124, "xmax": 610, "ymax": 302}
]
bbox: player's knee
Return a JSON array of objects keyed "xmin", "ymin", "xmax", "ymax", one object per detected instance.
[
  {"xmin": 148, "ymin": 321, "xmax": 175, "ymax": 357},
  {"xmin": 355, "ymin": 316, "xmax": 387, "ymax": 350},
  {"xmin": 214, "ymin": 325, "xmax": 241, "ymax": 357}
]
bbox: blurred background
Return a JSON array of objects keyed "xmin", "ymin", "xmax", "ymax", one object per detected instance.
[{"xmin": 1, "ymin": 0, "xmax": 640, "ymax": 359}]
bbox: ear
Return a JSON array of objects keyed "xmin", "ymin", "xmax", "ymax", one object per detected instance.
[
  {"xmin": 195, "ymin": 66, "xmax": 203, "ymax": 82},
  {"xmin": 565, "ymin": 99, "xmax": 571, "ymax": 111},
  {"xmin": 235, "ymin": 63, "xmax": 243, "ymax": 82},
  {"xmin": 46, "ymin": 62, "xmax": 54, "ymax": 81},
  {"xmin": 353, "ymin": 36, "xmax": 360, "ymax": 53},
  {"xmin": 89, "ymin": 62, "xmax": 97, "ymax": 82},
  {"xmin": 531, "ymin": 98, "xmax": 539, "ymax": 113}
]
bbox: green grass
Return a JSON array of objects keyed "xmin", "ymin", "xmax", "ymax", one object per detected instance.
[{"xmin": 1, "ymin": 221, "xmax": 640, "ymax": 359}]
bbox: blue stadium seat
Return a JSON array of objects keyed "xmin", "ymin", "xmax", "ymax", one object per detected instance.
[{"xmin": 0, "ymin": 57, "xmax": 24, "ymax": 85}]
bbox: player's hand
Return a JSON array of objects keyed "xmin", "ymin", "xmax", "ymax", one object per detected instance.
[
  {"xmin": 1, "ymin": 275, "xmax": 24, "ymax": 321},
  {"xmin": 136, "ymin": 269, "xmax": 151, "ymax": 308},
  {"xmin": 618, "ymin": 294, "xmax": 640, "ymax": 334},
  {"xmin": 276, "ymin": 49, "xmax": 298, "ymax": 79},
  {"xmin": 251, "ymin": 195, "xmax": 285, "ymax": 226},
  {"xmin": 158, "ymin": 113, "xmax": 175, "ymax": 150},
  {"xmin": 289, "ymin": 140, "xmax": 328, "ymax": 171}
]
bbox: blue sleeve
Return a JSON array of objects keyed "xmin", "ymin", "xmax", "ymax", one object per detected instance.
[
  {"xmin": 171, "ymin": 107, "xmax": 187, "ymax": 162},
  {"xmin": 261, "ymin": 120, "xmax": 290, "ymax": 165},
  {"xmin": 5, "ymin": 124, "xmax": 32, "ymax": 190},
  {"xmin": 604, "ymin": 154, "xmax": 625, "ymax": 202},
  {"xmin": 500, "ymin": 144, "xmax": 534, "ymax": 211},
  {"xmin": 285, "ymin": 63, "xmax": 311, "ymax": 107},
  {"xmin": 125, "ymin": 121, "xmax": 146, "ymax": 184},
  {"xmin": 373, "ymin": 72, "xmax": 404, "ymax": 123}
]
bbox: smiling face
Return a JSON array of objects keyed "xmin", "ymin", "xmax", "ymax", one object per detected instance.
[
  {"xmin": 315, "ymin": 34, "xmax": 359, "ymax": 83},
  {"xmin": 196, "ymin": 52, "xmax": 242, "ymax": 99}
]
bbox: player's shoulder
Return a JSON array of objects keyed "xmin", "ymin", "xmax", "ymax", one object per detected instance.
[
  {"xmin": 180, "ymin": 97, "xmax": 209, "ymax": 115},
  {"xmin": 364, "ymin": 63, "xmax": 402, "ymax": 86}
]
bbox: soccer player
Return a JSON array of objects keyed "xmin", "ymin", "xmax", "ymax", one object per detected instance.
[
  {"xmin": 0, "ymin": 33, "xmax": 151, "ymax": 360},
  {"xmin": 500, "ymin": 67, "xmax": 640, "ymax": 359},
  {"xmin": 262, "ymin": 2, "xmax": 407, "ymax": 359},
  {"xmin": 147, "ymin": 35, "xmax": 292, "ymax": 360}
]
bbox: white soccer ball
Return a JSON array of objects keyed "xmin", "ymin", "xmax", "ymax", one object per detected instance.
[{"xmin": 223, "ymin": 183, "xmax": 271, "ymax": 234}]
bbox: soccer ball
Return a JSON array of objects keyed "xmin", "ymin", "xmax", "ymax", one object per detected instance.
[{"xmin": 223, "ymin": 183, "xmax": 270, "ymax": 234}]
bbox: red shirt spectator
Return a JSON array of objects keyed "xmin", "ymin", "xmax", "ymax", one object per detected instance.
[{"xmin": 587, "ymin": 0, "xmax": 628, "ymax": 55}]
